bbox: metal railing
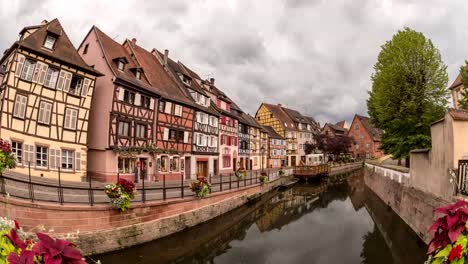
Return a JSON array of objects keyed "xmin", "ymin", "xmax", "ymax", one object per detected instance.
[
  {"xmin": 0, "ymin": 167, "xmax": 290, "ymax": 206},
  {"xmin": 458, "ymin": 160, "xmax": 468, "ymax": 195}
]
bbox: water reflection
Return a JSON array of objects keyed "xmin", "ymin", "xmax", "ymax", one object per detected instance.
[{"xmin": 92, "ymin": 171, "xmax": 427, "ymax": 264}]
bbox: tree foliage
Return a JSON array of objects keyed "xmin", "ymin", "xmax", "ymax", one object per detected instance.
[
  {"xmin": 304, "ymin": 133, "xmax": 353, "ymax": 157},
  {"xmin": 457, "ymin": 61, "xmax": 468, "ymax": 110},
  {"xmin": 367, "ymin": 27, "xmax": 449, "ymax": 160}
]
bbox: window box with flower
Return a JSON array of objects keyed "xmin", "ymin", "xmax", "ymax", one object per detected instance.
[{"xmin": 104, "ymin": 178, "xmax": 137, "ymax": 211}]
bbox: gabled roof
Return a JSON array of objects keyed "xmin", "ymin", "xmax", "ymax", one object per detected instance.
[
  {"xmin": 449, "ymin": 67, "xmax": 466, "ymax": 90},
  {"xmin": 3, "ymin": 19, "xmax": 101, "ymax": 76},
  {"xmin": 324, "ymin": 123, "xmax": 346, "ymax": 133},
  {"xmin": 262, "ymin": 103, "xmax": 295, "ymax": 130},
  {"xmin": 355, "ymin": 115, "xmax": 382, "ymax": 141},
  {"xmin": 92, "ymin": 27, "xmax": 157, "ymax": 94},
  {"xmin": 448, "ymin": 108, "xmax": 468, "ymax": 121},
  {"xmin": 262, "ymin": 125, "xmax": 283, "ymax": 139},
  {"xmin": 241, "ymin": 113, "xmax": 262, "ymax": 128},
  {"xmin": 127, "ymin": 43, "xmax": 194, "ymax": 105},
  {"xmin": 335, "ymin": 120, "xmax": 347, "ymax": 128}
]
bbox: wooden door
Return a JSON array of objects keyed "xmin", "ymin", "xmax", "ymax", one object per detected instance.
[{"xmin": 185, "ymin": 157, "xmax": 191, "ymax": 180}]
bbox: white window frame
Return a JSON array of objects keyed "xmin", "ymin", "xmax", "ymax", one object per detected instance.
[
  {"xmin": 36, "ymin": 146, "xmax": 48, "ymax": 168},
  {"xmin": 38, "ymin": 101, "xmax": 52, "ymax": 125},
  {"xmin": 174, "ymin": 104, "xmax": 182, "ymax": 117},
  {"xmin": 61, "ymin": 149, "xmax": 74, "ymax": 170},
  {"xmin": 12, "ymin": 141, "xmax": 23, "ymax": 164},
  {"xmin": 64, "ymin": 108, "xmax": 78, "ymax": 130},
  {"xmin": 44, "ymin": 67, "xmax": 59, "ymax": 88},
  {"xmin": 44, "ymin": 35, "xmax": 56, "ymax": 49},
  {"xmin": 20, "ymin": 59, "xmax": 36, "ymax": 81},
  {"xmin": 13, "ymin": 94, "xmax": 27, "ymax": 119}
]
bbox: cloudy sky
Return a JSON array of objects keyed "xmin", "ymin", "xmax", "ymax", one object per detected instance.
[{"xmin": 1, "ymin": 0, "xmax": 467, "ymax": 124}]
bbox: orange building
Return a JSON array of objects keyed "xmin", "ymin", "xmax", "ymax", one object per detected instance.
[{"xmin": 347, "ymin": 114, "xmax": 383, "ymax": 159}]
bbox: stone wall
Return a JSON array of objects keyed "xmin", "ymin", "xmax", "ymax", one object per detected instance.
[
  {"xmin": 0, "ymin": 176, "xmax": 290, "ymax": 256},
  {"xmin": 364, "ymin": 165, "xmax": 452, "ymax": 243}
]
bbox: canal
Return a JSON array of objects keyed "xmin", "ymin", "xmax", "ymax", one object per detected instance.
[{"xmin": 91, "ymin": 171, "xmax": 428, "ymax": 264}]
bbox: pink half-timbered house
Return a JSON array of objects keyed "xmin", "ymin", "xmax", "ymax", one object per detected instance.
[{"xmin": 78, "ymin": 27, "xmax": 159, "ymax": 182}]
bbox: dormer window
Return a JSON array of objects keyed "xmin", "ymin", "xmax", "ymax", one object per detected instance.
[
  {"xmin": 118, "ymin": 61, "xmax": 125, "ymax": 71},
  {"xmin": 43, "ymin": 35, "xmax": 56, "ymax": 50},
  {"xmin": 180, "ymin": 74, "xmax": 191, "ymax": 86},
  {"xmin": 136, "ymin": 70, "xmax": 141, "ymax": 80}
]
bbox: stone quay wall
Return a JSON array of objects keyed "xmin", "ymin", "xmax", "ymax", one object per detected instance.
[{"xmin": 364, "ymin": 163, "xmax": 453, "ymax": 243}]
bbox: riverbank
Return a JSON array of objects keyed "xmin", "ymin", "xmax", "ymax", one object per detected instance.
[{"xmin": 0, "ymin": 163, "xmax": 362, "ymax": 256}]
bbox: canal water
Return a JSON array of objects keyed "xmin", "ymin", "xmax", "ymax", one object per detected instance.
[{"xmin": 91, "ymin": 171, "xmax": 428, "ymax": 264}]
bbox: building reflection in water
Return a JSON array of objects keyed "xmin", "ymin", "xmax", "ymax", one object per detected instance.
[{"xmin": 93, "ymin": 171, "xmax": 427, "ymax": 264}]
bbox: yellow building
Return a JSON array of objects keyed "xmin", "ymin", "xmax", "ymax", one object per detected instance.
[
  {"xmin": 0, "ymin": 19, "xmax": 101, "ymax": 181},
  {"xmin": 255, "ymin": 103, "xmax": 298, "ymax": 166}
]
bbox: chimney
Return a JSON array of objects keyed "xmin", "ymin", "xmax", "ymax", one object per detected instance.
[
  {"xmin": 131, "ymin": 38, "xmax": 137, "ymax": 47},
  {"xmin": 210, "ymin": 78, "xmax": 215, "ymax": 85},
  {"xmin": 41, "ymin": 20, "xmax": 48, "ymax": 25},
  {"xmin": 164, "ymin": 49, "xmax": 169, "ymax": 67}
]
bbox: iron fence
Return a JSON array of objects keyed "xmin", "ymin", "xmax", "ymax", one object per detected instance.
[
  {"xmin": 0, "ymin": 167, "xmax": 289, "ymax": 206},
  {"xmin": 458, "ymin": 160, "xmax": 468, "ymax": 196}
]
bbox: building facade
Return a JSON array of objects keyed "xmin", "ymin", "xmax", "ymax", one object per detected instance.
[
  {"xmin": 262, "ymin": 126, "xmax": 286, "ymax": 168},
  {"xmin": 450, "ymin": 69, "xmax": 465, "ymax": 109},
  {"xmin": 0, "ymin": 19, "xmax": 100, "ymax": 181},
  {"xmin": 283, "ymin": 108, "xmax": 315, "ymax": 165},
  {"xmin": 237, "ymin": 116, "xmax": 250, "ymax": 170},
  {"xmin": 347, "ymin": 114, "xmax": 383, "ymax": 159},
  {"xmin": 242, "ymin": 113, "xmax": 263, "ymax": 171}
]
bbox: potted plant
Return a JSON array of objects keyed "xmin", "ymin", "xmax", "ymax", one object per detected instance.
[
  {"xmin": 0, "ymin": 139, "xmax": 16, "ymax": 174},
  {"xmin": 1, "ymin": 217, "xmax": 87, "ymax": 263},
  {"xmin": 426, "ymin": 200, "xmax": 468, "ymax": 263},
  {"xmin": 235, "ymin": 167, "xmax": 247, "ymax": 179},
  {"xmin": 259, "ymin": 173, "xmax": 269, "ymax": 185},
  {"xmin": 278, "ymin": 169, "xmax": 285, "ymax": 176},
  {"xmin": 190, "ymin": 177, "xmax": 210, "ymax": 198},
  {"xmin": 105, "ymin": 178, "xmax": 137, "ymax": 212}
]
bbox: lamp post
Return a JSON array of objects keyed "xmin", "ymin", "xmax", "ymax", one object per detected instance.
[{"xmin": 260, "ymin": 145, "xmax": 265, "ymax": 173}]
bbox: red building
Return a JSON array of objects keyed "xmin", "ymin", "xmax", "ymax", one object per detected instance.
[{"xmin": 347, "ymin": 114, "xmax": 383, "ymax": 159}]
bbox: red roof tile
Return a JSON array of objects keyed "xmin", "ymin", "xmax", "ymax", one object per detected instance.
[{"xmin": 263, "ymin": 103, "xmax": 295, "ymax": 130}]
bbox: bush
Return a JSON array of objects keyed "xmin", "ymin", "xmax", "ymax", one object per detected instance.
[
  {"xmin": 0, "ymin": 139, "xmax": 16, "ymax": 174},
  {"xmin": 190, "ymin": 177, "xmax": 210, "ymax": 198}
]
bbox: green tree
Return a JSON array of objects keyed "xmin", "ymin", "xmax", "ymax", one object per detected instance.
[
  {"xmin": 367, "ymin": 27, "xmax": 449, "ymax": 166},
  {"xmin": 457, "ymin": 61, "xmax": 468, "ymax": 109}
]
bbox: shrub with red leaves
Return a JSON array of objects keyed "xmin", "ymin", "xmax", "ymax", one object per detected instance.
[
  {"xmin": 427, "ymin": 200, "xmax": 468, "ymax": 254},
  {"xmin": 117, "ymin": 178, "xmax": 136, "ymax": 196}
]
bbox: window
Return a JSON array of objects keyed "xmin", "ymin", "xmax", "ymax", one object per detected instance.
[
  {"xmin": 164, "ymin": 102, "xmax": 172, "ymax": 114},
  {"xmin": 118, "ymin": 157, "xmax": 135, "ymax": 173},
  {"xmin": 61, "ymin": 150, "xmax": 74, "ymax": 170},
  {"xmin": 118, "ymin": 120, "xmax": 130, "ymax": 137},
  {"xmin": 43, "ymin": 35, "xmax": 56, "ymax": 49},
  {"xmin": 141, "ymin": 95, "xmax": 151, "ymax": 109},
  {"xmin": 13, "ymin": 94, "xmax": 27, "ymax": 118},
  {"xmin": 355, "ymin": 124, "xmax": 359, "ymax": 130},
  {"xmin": 69, "ymin": 75, "xmax": 83, "ymax": 96},
  {"xmin": 83, "ymin": 44, "xmax": 89, "ymax": 55},
  {"xmin": 174, "ymin": 104, "xmax": 182, "ymax": 117},
  {"xmin": 44, "ymin": 67, "xmax": 59, "ymax": 88},
  {"xmin": 123, "ymin": 90, "xmax": 135, "ymax": 104},
  {"xmin": 356, "ymin": 144, "xmax": 360, "ymax": 150},
  {"xmin": 36, "ymin": 146, "xmax": 48, "ymax": 168},
  {"xmin": 168, "ymin": 129, "xmax": 184, "ymax": 142},
  {"xmin": 136, "ymin": 70, "xmax": 141, "ymax": 80},
  {"xmin": 20, "ymin": 59, "xmax": 36, "ymax": 81},
  {"xmin": 366, "ymin": 143, "xmax": 370, "ymax": 149},
  {"xmin": 38, "ymin": 101, "xmax": 52, "ymax": 125},
  {"xmin": 223, "ymin": 155, "xmax": 231, "ymax": 168},
  {"xmin": 135, "ymin": 123, "xmax": 146, "ymax": 138},
  {"xmin": 12, "ymin": 141, "xmax": 22, "ymax": 164},
  {"xmin": 160, "ymin": 156, "xmax": 169, "ymax": 172},
  {"xmin": 159, "ymin": 101, "xmax": 165, "ymax": 112},
  {"xmin": 118, "ymin": 61, "xmax": 125, "ymax": 71},
  {"xmin": 172, "ymin": 157, "xmax": 179, "ymax": 171},
  {"xmin": 64, "ymin": 108, "xmax": 78, "ymax": 130}
]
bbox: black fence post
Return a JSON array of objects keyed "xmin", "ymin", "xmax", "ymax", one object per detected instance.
[
  {"xmin": 0, "ymin": 173, "xmax": 5, "ymax": 195},
  {"xmin": 209, "ymin": 173, "xmax": 212, "ymax": 194},
  {"xmin": 117, "ymin": 171, "xmax": 120, "ymax": 182},
  {"xmin": 255, "ymin": 170, "xmax": 258, "ymax": 184},
  {"xmin": 163, "ymin": 174, "xmax": 166, "ymax": 200},
  {"xmin": 28, "ymin": 162, "xmax": 34, "ymax": 202},
  {"xmin": 180, "ymin": 172, "xmax": 184, "ymax": 198},
  {"xmin": 244, "ymin": 171, "xmax": 247, "ymax": 187},
  {"xmin": 142, "ymin": 173, "xmax": 146, "ymax": 203},
  {"xmin": 229, "ymin": 173, "xmax": 232, "ymax": 190},
  {"xmin": 220, "ymin": 173, "xmax": 223, "ymax": 192},
  {"xmin": 250, "ymin": 171, "xmax": 252, "ymax": 186},
  {"xmin": 58, "ymin": 166, "xmax": 63, "ymax": 205},
  {"xmin": 237, "ymin": 174, "xmax": 240, "ymax": 189},
  {"xmin": 88, "ymin": 175, "xmax": 94, "ymax": 206}
]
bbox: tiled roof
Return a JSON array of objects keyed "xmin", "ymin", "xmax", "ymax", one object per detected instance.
[
  {"xmin": 335, "ymin": 120, "xmax": 346, "ymax": 128},
  {"xmin": 263, "ymin": 103, "xmax": 295, "ymax": 130},
  {"xmin": 324, "ymin": 123, "xmax": 345, "ymax": 133},
  {"xmin": 356, "ymin": 115, "xmax": 382, "ymax": 141},
  {"xmin": 128, "ymin": 43, "xmax": 194, "ymax": 105},
  {"xmin": 262, "ymin": 125, "xmax": 283, "ymax": 139},
  {"xmin": 93, "ymin": 27, "xmax": 157, "ymax": 94},
  {"xmin": 12, "ymin": 19, "xmax": 101, "ymax": 76},
  {"xmin": 448, "ymin": 108, "xmax": 468, "ymax": 121},
  {"xmin": 449, "ymin": 68, "xmax": 466, "ymax": 90},
  {"xmin": 0, "ymin": 67, "xmax": 5, "ymax": 76},
  {"xmin": 241, "ymin": 113, "xmax": 262, "ymax": 128}
]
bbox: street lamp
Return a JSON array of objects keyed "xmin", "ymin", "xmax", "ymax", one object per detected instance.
[{"xmin": 260, "ymin": 145, "xmax": 265, "ymax": 173}]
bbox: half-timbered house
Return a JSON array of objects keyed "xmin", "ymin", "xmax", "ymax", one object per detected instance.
[
  {"xmin": 156, "ymin": 55, "xmax": 220, "ymax": 178},
  {"xmin": 78, "ymin": 27, "xmax": 159, "ymax": 182},
  {"xmin": 283, "ymin": 107, "xmax": 315, "ymax": 165},
  {"xmin": 236, "ymin": 113, "xmax": 250, "ymax": 170},
  {"xmin": 255, "ymin": 103, "xmax": 298, "ymax": 166},
  {"xmin": 262, "ymin": 126, "xmax": 287, "ymax": 168},
  {"xmin": 242, "ymin": 113, "xmax": 263, "ymax": 170},
  {"xmin": 127, "ymin": 45, "xmax": 196, "ymax": 181},
  {"xmin": 0, "ymin": 19, "xmax": 101, "ymax": 181}
]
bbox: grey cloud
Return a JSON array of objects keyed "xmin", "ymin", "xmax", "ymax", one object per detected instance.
[{"xmin": 1, "ymin": 0, "xmax": 467, "ymax": 125}]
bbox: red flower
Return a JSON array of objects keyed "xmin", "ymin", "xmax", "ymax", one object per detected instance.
[
  {"xmin": 14, "ymin": 219, "xmax": 20, "ymax": 230},
  {"xmin": 32, "ymin": 232, "xmax": 86, "ymax": 264},
  {"xmin": 448, "ymin": 244, "xmax": 463, "ymax": 261}
]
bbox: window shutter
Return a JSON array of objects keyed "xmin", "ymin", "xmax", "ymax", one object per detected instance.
[
  {"xmin": 22, "ymin": 144, "xmax": 28, "ymax": 164},
  {"xmin": 63, "ymin": 71, "xmax": 72, "ymax": 92},
  {"xmin": 184, "ymin": 131, "xmax": 189, "ymax": 143},
  {"xmin": 214, "ymin": 136, "xmax": 218, "ymax": 147},
  {"xmin": 38, "ymin": 63, "xmax": 48, "ymax": 85},
  {"xmin": 221, "ymin": 116, "xmax": 226, "ymax": 124},
  {"xmin": 15, "ymin": 55, "xmax": 26, "ymax": 77},
  {"xmin": 227, "ymin": 136, "xmax": 231, "ymax": 146},
  {"xmin": 117, "ymin": 87, "xmax": 125, "ymax": 101},
  {"xmin": 75, "ymin": 152, "xmax": 81, "ymax": 171},
  {"xmin": 29, "ymin": 145, "xmax": 34, "ymax": 165},
  {"xmin": 235, "ymin": 137, "xmax": 238, "ymax": 146},
  {"xmin": 163, "ymin": 128, "xmax": 169, "ymax": 140},
  {"xmin": 57, "ymin": 70, "xmax": 66, "ymax": 90},
  {"xmin": 134, "ymin": 93, "xmax": 141, "ymax": 106},
  {"xmin": 50, "ymin": 149, "xmax": 56, "ymax": 169},
  {"xmin": 81, "ymin": 78, "xmax": 91, "ymax": 97},
  {"xmin": 165, "ymin": 102, "xmax": 172, "ymax": 114},
  {"xmin": 149, "ymin": 98, "xmax": 155, "ymax": 110},
  {"xmin": 32, "ymin": 62, "xmax": 42, "ymax": 83}
]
